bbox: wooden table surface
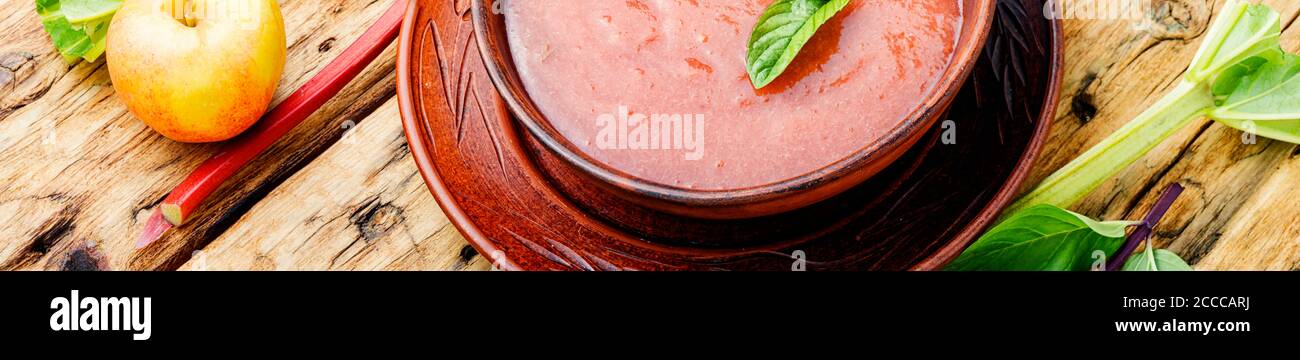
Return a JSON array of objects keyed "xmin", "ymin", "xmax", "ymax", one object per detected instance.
[{"xmin": 0, "ymin": 0, "xmax": 1295, "ymax": 271}]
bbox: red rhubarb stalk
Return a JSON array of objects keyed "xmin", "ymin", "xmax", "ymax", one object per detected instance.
[{"xmin": 137, "ymin": 0, "xmax": 409, "ymax": 248}]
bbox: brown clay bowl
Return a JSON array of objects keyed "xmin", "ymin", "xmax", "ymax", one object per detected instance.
[
  {"xmin": 398, "ymin": 0, "xmax": 1061, "ymax": 270},
  {"xmin": 471, "ymin": 0, "xmax": 998, "ymax": 220}
]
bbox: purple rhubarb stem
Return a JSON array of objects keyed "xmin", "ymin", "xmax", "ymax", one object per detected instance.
[{"xmin": 1107, "ymin": 183, "xmax": 1185, "ymax": 271}]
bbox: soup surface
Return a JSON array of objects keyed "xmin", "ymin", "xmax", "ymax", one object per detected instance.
[{"xmin": 504, "ymin": 0, "xmax": 962, "ymax": 190}]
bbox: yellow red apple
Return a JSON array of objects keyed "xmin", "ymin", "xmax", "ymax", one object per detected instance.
[{"xmin": 107, "ymin": 0, "xmax": 286, "ymax": 143}]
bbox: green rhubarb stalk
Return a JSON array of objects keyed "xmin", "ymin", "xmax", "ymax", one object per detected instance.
[
  {"xmin": 1008, "ymin": 81, "xmax": 1212, "ymax": 213},
  {"xmin": 1007, "ymin": 0, "xmax": 1299, "ymax": 214}
]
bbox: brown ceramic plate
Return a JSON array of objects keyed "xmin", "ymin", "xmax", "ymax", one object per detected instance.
[
  {"xmin": 399, "ymin": 0, "xmax": 1061, "ymax": 270},
  {"xmin": 474, "ymin": 0, "xmax": 997, "ymax": 219}
]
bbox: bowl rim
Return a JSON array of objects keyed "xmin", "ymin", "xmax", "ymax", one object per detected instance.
[
  {"xmin": 470, "ymin": 0, "xmax": 997, "ymax": 207},
  {"xmin": 911, "ymin": 13, "xmax": 1064, "ymax": 270}
]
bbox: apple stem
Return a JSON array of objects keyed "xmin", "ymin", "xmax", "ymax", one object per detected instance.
[{"xmin": 137, "ymin": 0, "xmax": 409, "ymax": 248}]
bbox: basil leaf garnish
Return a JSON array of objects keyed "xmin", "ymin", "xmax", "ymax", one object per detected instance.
[
  {"xmin": 947, "ymin": 205, "xmax": 1138, "ymax": 271},
  {"xmin": 745, "ymin": 0, "xmax": 851, "ymax": 89}
]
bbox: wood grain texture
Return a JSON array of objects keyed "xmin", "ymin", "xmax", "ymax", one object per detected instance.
[
  {"xmin": 177, "ymin": 99, "xmax": 490, "ymax": 271},
  {"xmin": 1038, "ymin": 0, "xmax": 1300, "ymax": 270}
]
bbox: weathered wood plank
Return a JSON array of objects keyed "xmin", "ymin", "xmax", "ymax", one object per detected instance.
[
  {"xmin": 1035, "ymin": 0, "xmax": 1300, "ymax": 269},
  {"xmin": 1195, "ymin": 152, "xmax": 1300, "ymax": 271},
  {"xmin": 0, "ymin": 0, "xmax": 402, "ymax": 270},
  {"xmin": 178, "ymin": 99, "xmax": 492, "ymax": 271}
]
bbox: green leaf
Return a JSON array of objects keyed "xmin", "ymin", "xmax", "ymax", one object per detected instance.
[
  {"xmin": 1209, "ymin": 54, "xmax": 1272, "ymax": 97},
  {"xmin": 36, "ymin": 0, "xmax": 58, "ymax": 13},
  {"xmin": 80, "ymin": 20, "xmax": 110, "ymax": 62},
  {"xmin": 1211, "ymin": 51, "xmax": 1300, "ymax": 120},
  {"xmin": 35, "ymin": 0, "xmax": 122, "ymax": 63},
  {"xmin": 1123, "ymin": 249, "xmax": 1194, "ymax": 271},
  {"xmin": 1187, "ymin": 0, "xmax": 1281, "ymax": 83},
  {"xmin": 1219, "ymin": 118, "xmax": 1300, "ymax": 144},
  {"xmin": 60, "ymin": 0, "xmax": 122, "ymax": 24},
  {"xmin": 745, "ymin": 0, "xmax": 850, "ymax": 89},
  {"xmin": 1207, "ymin": 50, "xmax": 1300, "ymax": 144},
  {"xmin": 948, "ymin": 205, "xmax": 1138, "ymax": 271}
]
